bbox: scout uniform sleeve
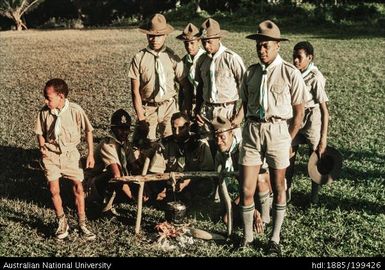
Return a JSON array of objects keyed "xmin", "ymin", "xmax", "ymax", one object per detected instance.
[
  {"xmin": 290, "ymin": 69, "xmax": 307, "ymax": 105},
  {"xmin": 231, "ymin": 53, "xmax": 246, "ymax": 91},
  {"xmin": 312, "ymin": 72, "xmax": 328, "ymax": 104},
  {"xmin": 240, "ymin": 68, "xmax": 250, "ymax": 103},
  {"xmin": 100, "ymin": 142, "xmax": 121, "ymax": 168},
  {"xmin": 169, "ymin": 51, "xmax": 186, "ymax": 82},
  {"xmin": 77, "ymin": 106, "xmax": 94, "ymax": 132},
  {"xmin": 34, "ymin": 110, "xmax": 44, "ymax": 136},
  {"xmin": 128, "ymin": 53, "xmax": 141, "ymax": 80}
]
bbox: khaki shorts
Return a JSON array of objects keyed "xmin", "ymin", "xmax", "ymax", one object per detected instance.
[
  {"xmin": 42, "ymin": 148, "xmax": 84, "ymax": 181},
  {"xmin": 292, "ymin": 106, "xmax": 321, "ymax": 150},
  {"xmin": 239, "ymin": 120, "xmax": 291, "ymax": 169},
  {"xmin": 144, "ymin": 97, "xmax": 177, "ymax": 140}
]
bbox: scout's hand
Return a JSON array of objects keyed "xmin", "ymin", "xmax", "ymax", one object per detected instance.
[
  {"xmin": 317, "ymin": 139, "xmax": 327, "ymax": 158},
  {"xmin": 195, "ymin": 114, "xmax": 205, "ymax": 126},
  {"xmin": 136, "ymin": 120, "xmax": 150, "ymax": 136},
  {"xmin": 39, "ymin": 145, "xmax": 48, "ymax": 158},
  {"xmin": 86, "ymin": 154, "xmax": 95, "ymax": 169}
]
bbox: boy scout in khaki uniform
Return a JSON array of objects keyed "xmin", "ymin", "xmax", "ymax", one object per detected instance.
[
  {"xmin": 286, "ymin": 41, "xmax": 330, "ymax": 204},
  {"xmin": 193, "ymin": 18, "xmax": 245, "ymax": 142},
  {"xmin": 129, "ymin": 13, "xmax": 188, "ymax": 141},
  {"xmin": 239, "ymin": 20, "xmax": 306, "ymax": 255},
  {"xmin": 176, "ymin": 23, "xmax": 206, "ymax": 116},
  {"xmin": 160, "ymin": 112, "xmax": 214, "ymax": 201},
  {"xmin": 35, "ymin": 78, "xmax": 96, "ymax": 240},
  {"xmin": 87, "ymin": 109, "xmax": 141, "ymax": 216},
  {"xmin": 212, "ymin": 116, "xmax": 271, "ymax": 234}
]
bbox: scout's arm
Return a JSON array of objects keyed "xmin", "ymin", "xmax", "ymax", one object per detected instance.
[
  {"xmin": 289, "ymin": 103, "xmax": 304, "ymax": 140},
  {"xmin": 318, "ymin": 102, "xmax": 329, "ymax": 156},
  {"xmin": 37, "ymin": 134, "xmax": 47, "ymax": 158},
  {"xmin": 85, "ymin": 131, "xmax": 95, "ymax": 168},
  {"xmin": 131, "ymin": 78, "xmax": 146, "ymax": 121}
]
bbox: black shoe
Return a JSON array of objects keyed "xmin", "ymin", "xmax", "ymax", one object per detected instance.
[
  {"xmin": 239, "ymin": 238, "xmax": 254, "ymax": 250},
  {"xmin": 267, "ymin": 240, "xmax": 281, "ymax": 257}
]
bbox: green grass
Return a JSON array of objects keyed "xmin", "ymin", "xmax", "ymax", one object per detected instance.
[{"xmin": 0, "ymin": 26, "xmax": 384, "ymax": 257}]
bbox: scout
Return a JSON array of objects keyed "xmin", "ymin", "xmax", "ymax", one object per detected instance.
[
  {"xmin": 35, "ymin": 78, "xmax": 96, "ymax": 240},
  {"xmin": 239, "ymin": 20, "xmax": 306, "ymax": 255}
]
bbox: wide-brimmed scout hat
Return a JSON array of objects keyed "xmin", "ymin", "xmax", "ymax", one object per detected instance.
[
  {"xmin": 139, "ymin": 13, "xmax": 174, "ymax": 35},
  {"xmin": 200, "ymin": 18, "xmax": 228, "ymax": 40},
  {"xmin": 307, "ymin": 146, "xmax": 343, "ymax": 185},
  {"xmin": 111, "ymin": 109, "xmax": 132, "ymax": 128},
  {"xmin": 211, "ymin": 116, "xmax": 236, "ymax": 134},
  {"xmin": 246, "ymin": 20, "xmax": 289, "ymax": 41},
  {"xmin": 176, "ymin": 23, "xmax": 200, "ymax": 41}
]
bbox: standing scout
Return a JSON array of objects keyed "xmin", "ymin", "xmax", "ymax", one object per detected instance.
[
  {"xmin": 129, "ymin": 13, "xmax": 188, "ymax": 141},
  {"xmin": 239, "ymin": 20, "xmax": 306, "ymax": 255},
  {"xmin": 176, "ymin": 23, "xmax": 206, "ymax": 116},
  {"xmin": 286, "ymin": 41, "xmax": 330, "ymax": 204},
  {"xmin": 35, "ymin": 78, "xmax": 96, "ymax": 240},
  {"xmin": 193, "ymin": 18, "xmax": 245, "ymax": 144}
]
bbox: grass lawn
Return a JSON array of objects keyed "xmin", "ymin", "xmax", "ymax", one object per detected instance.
[{"xmin": 0, "ymin": 25, "xmax": 384, "ymax": 258}]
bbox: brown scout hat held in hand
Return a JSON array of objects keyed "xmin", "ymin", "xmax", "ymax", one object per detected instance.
[{"xmin": 307, "ymin": 146, "xmax": 343, "ymax": 185}]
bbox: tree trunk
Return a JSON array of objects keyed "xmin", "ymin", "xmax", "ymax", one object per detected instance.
[{"xmin": 11, "ymin": 11, "xmax": 27, "ymax": 31}]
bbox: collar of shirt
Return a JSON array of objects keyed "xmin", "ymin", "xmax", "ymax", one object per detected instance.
[
  {"xmin": 207, "ymin": 42, "xmax": 227, "ymax": 60},
  {"xmin": 301, "ymin": 62, "xmax": 315, "ymax": 78},
  {"xmin": 260, "ymin": 54, "xmax": 283, "ymax": 72},
  {"xmin": 145, "ymin": 45, "xmax": 167, "ymax": 57}
]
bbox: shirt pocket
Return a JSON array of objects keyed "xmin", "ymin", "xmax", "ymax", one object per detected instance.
[{"xmin": 271, "ymin": 83, "xmax": 290, "ymax": 106}]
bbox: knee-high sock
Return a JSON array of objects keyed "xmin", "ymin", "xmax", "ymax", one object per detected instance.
[
  {"xmin": 271, "ymin": 202, "xmax": 286, "ymax": 244},
  {"xmin": 241, "ymin": 203, "xmax": 255, "ymax": 243},
  {"xmin": 258, "ymin": 191, "xmax": 271, "ymax": 224}
]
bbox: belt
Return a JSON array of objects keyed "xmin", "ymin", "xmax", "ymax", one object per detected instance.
[
  {"xmin": 142, "ymin": 97, "xmax": 175, "ymax": 107},
  {"xmin": 205, "ymin": 100, "xmax": 237, "ymax": 107},
  {"xmin": 247, "ymin": 116, "xmax": 286, "ymax": 123}
]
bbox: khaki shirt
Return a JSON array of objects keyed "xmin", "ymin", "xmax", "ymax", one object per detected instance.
[
  {"xmin": 303, "ymin": 66, "xmax": 328, "ymax": 108},
  {"xmin": 163, "ymin": 137, "xmax": 214, "ymax": 172},
  {"xmin": 92, "ymin": 136, "xmax": 137, "ymax": 176},
  {"xmin": 196, "ymin": 47, "xmax": 245, "ymax": 103},
  {"xmin": 128, "ymin": 46, "xmax": 185, "ymax": 102},
  {"xmin": 35, "ymin": 101, "xmax": 93, "ymax": 152},
  {"xmin": 241, "ymin": 55, "xmax": 306, "ymax": 120},
  {"xmin": 182, "ymin": 48, "xmax": 206, "ymax": 96}
]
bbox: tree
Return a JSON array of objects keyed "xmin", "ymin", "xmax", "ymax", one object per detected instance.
[{"xmin": 0, "ymin": 0, "xmax": 44, "ymax": 31}]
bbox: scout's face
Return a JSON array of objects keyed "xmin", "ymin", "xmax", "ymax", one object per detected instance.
[
  {"xmin": 112, "ymin": 126, "xmax": 130, "ymax": 142},
  {"xmin": 215, "ymin": 130, "xmax": 233, "ymax": 153},
  {"xmin": 172, "ymin": 117, "xmax": 190, "ymax": 143},
  {"xmin": 44, "ymin": 86, "xmax": 65, "ymax": 110},
  {"xmin": 202, "ymin": 38, "xmax": 220, "ymax": 55},
  {"xmin": 256, "ymin": 40, "xmax": 280, "ymax": 65},
  {"xmin": 147, "ymin": 34, "xmax": 166, "ymax": 51},
  {"xmin": 184, "ymin": 39, "xmax": 200, "ymax": 56},
  {"xmin": 293, "ymin": 48, "xmax": 313, "ymax": 73}
]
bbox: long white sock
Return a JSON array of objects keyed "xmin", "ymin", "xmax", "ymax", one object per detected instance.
[
  {"xmin": 271, "ymin": 202, "xmax": 286, "ymax": 244},
  {"xmin": 241, "ymin": 203, "xmax": 255, "ymax": 243}
]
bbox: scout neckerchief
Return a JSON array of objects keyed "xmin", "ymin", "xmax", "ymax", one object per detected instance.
[
  {"xmin": 146, "ymin": 46, "xmax": 167, "ymax": 102},
  {"xmin": 301, "ymin": 62, "xmax": 314, "ymax": 79},
  {"xmin": 209, "ymin": 43, "xmax": 227, "ymax": 103},
  {"xmin": 258, "ymin": 54, "xmax": 283, "ymax": 119},
  {"xmin": 51, "ymin": 99, "xmax": 69, "ymax": 142},
  {"xmin": 108, "ymin": 133, "xmax": 129, "ymax": 176},
  {"xmin": 224, "ymin": 135, "xmax": 238, "ymax": 172},
  {"xmin": 186, "ymin": 48, "xmax": 205, "ymax": 93}
]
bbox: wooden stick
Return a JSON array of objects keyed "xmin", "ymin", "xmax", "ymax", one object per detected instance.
[
  {"xmin": 135, "ymin": 157, "xmax": 150, "ymax": 235},
  {"xmin": 111, "ymin": 171, "xmax": 238, "ymax": 183}
]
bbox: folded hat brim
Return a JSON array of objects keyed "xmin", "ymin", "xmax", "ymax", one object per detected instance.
[
  {"xmin": 245, "ymin": 33, "xmax": 289, "ymax": 41},
  {"xmin": 138, "ymin": 24, "xmax": 174, "ymax": 35},
  {"xmin": 200, "ymin": 30, "xmax": 228, "ymax": 40},
  {"xmin": 176, "ymin": 33, "xmax": 200, "ymax": 41},
  {"xmin": 307, "ymin": 146, "xmax": 343, "ymax": 185}
]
